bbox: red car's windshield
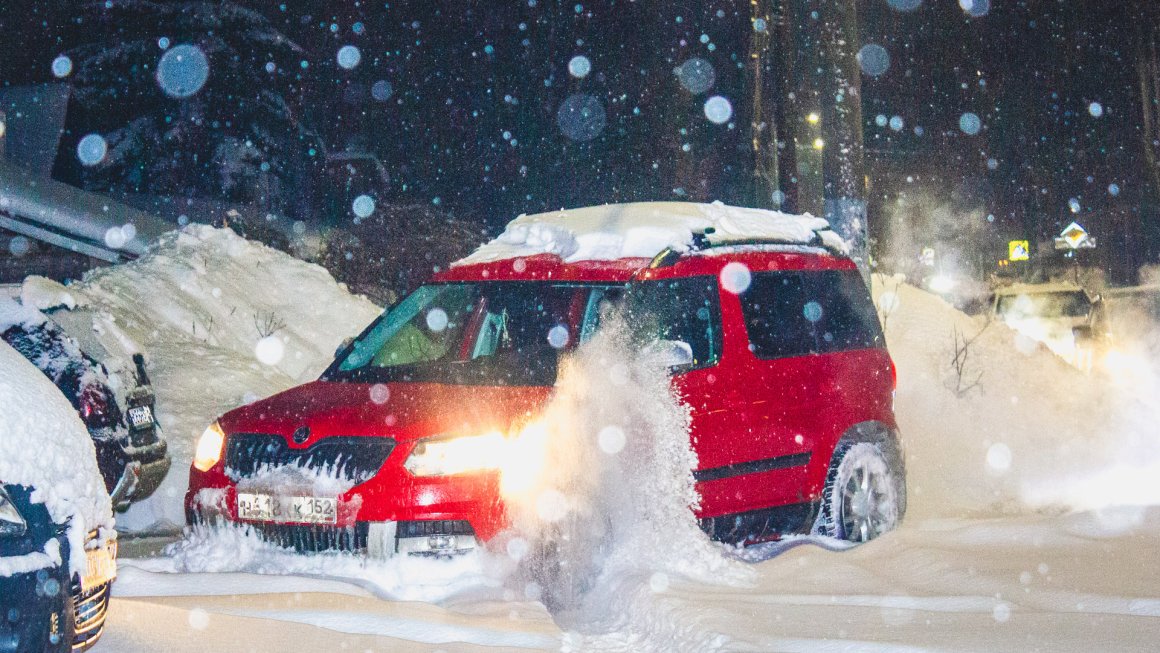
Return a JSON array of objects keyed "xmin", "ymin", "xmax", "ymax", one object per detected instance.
[{"xmin": 325, "ymin": 282, "xmax": 620, "ymax": 386}]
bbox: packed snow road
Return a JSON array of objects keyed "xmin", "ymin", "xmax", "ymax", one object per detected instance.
[{"xmin": 100, "ymin": 510, "xmax": 1160, "ymax": 652}]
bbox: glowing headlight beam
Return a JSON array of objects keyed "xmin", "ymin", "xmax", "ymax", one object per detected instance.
[
  {"xmin": 403, "ymin": 424, "xmax": 552, "ymax": 496},
  {"xmin": 404, "ymin": 431, "xmax": 509, "ymax": 477}
]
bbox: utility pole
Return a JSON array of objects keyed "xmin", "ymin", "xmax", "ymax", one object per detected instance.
[
  {"xmin": 747, "ymin": 0, "xmax": 779, "ymax": 208},
  {"xmin": 820, "ymin": 0, "xmax": 869, "ymax": 280},
  {"xmin": 787, "ymin": 0, "xmax": 869, "ymax": 280},
  {"xmin": 784, "ymin": 0, "xmax": 823, "ymax": 218}
]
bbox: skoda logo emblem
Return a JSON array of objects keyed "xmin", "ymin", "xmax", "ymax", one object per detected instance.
[{"xmin": 292, "ymin": 426, "xmax": 310, "ymax": 445}]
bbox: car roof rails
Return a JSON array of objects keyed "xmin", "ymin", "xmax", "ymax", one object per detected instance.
[{"xmin": 647, "ymin": 226, "xmax": 833, "ymax": 269}]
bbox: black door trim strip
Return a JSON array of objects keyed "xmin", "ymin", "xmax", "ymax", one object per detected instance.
[{"xmin": 693, "ymin": 452, "xmax": 812, "ymax": 483}]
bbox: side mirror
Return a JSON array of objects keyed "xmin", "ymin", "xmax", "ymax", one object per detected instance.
[
  {"xmin": 643, "ymin": 339, "xmax": 694, "ymax": 368},
  {"xmin": 335, "ymin": 337, "xmax": 354, "ymax": 359}
]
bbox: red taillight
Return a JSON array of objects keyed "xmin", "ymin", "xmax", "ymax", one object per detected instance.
[
  {"xmin": 890, "ymin": 360, "xmax": 897, "ymax": 391},
  {"xmin": 80, "ymin": 384, "xmax": 114, "ymax": 425}
]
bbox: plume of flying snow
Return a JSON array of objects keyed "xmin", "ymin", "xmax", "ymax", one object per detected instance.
[{"xmin": 500, "ymin": 314, "xmax": 753, "ymax": 636}]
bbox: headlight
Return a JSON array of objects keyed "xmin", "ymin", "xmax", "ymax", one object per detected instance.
[
  {"xmin": 0, "ymin": 486, "xmax": 27, "ymax": 537},
  {"xmin": 928, "ymin": 274, "xmax": 956, "ymax": 294},
  {"xmin": 404, "ymin": 424, "xmax": 552, "ymax": 497},
  {"xmin": 404, "ymin": 431, "xmax": 508, "ymax": 477},
  {"xmin": 193, "ymin": 422, "xmax": 226, "ymax": 472}
]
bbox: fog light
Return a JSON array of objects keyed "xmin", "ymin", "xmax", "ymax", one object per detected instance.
[{"xmin": 428, "ymin": 534, "xmax": 457, "ymax": 551}]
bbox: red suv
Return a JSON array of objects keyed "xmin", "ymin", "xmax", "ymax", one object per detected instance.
[{"xmin": 185, "ymin": 202, "xmax": 904, "ymax": 554}]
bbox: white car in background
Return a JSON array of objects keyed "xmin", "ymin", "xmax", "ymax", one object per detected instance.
[{"xmin": 992, "ymin": 282, "xmax": 1105, "ymax": 371}]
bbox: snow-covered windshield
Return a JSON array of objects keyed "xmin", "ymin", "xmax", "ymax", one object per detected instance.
[{"xmin": 326, "ymin": 282, "xmax": 619, "ymax": 386}]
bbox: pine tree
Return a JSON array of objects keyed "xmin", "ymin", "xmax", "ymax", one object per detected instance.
[{"xmin": 60, "ymin": 1, "xmax": 320, "ymax": 206}]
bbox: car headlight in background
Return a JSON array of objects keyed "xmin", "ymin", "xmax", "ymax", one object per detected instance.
[
  {"xmin": 193, "ymin": 421, "xmax": 226, "ymax": 472},
  {"xmin": 0, "ymin": 486, "xmax": 27, "ymax": 537},
  {"xmin": 928, "ymin": 274, "xmax": 956, "ymax": 294},
  {"xmin": 1103, "ymin": 347, "xmax": 1150, "ymax": 381}
]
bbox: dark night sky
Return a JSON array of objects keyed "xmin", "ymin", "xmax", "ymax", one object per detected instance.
[{"xmin": 1, "ymin": 0, "xmax": 1157, "ymax": 280}]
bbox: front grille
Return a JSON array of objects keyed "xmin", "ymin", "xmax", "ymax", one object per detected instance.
[
  {"xmin": 70, "ymin": 579, "xmax": 110, "ymax": 650},
  {"xmin": 226, "ymin": 434, "xmax": 395, "ymax": 482},
  {"xmin": 397, "ymin": 520, "xmax": 475, "ymax": 538},
  {"xmin": 247, "ymin": 522, "xmax": 369, "ymax": 553}
]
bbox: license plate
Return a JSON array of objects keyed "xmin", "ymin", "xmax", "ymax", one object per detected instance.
[
  {"xmin": 127, "ymin": 405, "xmax": 154, "ymax": 428},
  {"xmin": 82, "ymin": 544, "xmax": 117, "ymax": 592},
  {"xmin": 236, "ymin": 493, "xmax": 337, "ymax": 524}
]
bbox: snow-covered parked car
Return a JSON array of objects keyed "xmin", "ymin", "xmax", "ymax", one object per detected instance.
[
  {"xmin": 186, "ymin": 202, "xmax": 905, "ymax": 556},
  {"xmin": 0, "ymin": 341, "xmax": 117, "ymax": 652},
  {"xmin": 0, "ymin": 297, "xmax": 170, "ymax": 511}
]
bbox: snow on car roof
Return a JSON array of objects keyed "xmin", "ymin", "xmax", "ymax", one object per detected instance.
[
  {"xmin": 0, "ymin": 341, "xmax": 113, "ymax": 577},
  {"xmin": 455, "ymin": 201, "xmax": 847, "ymax": 266},
  {"xmin": 0, "ymin": 295, "xmax": 48, "ymax": 331}
]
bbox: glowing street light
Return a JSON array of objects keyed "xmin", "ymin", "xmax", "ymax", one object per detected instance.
[
  {"xmin": 812, "ymin": 137, "xmax": 825, "ymax": 150},
  {"xmin": 807, "ymin": 112, "xmax": 821, "ymax": 125}
]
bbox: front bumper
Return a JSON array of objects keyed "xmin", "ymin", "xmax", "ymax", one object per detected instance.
[
  {"xmin": 0, "ymin": 487, "xmax": 115, "ymax": 652},
  {"xmin": 184, "ymin": 518, "xmax": 481, "ymax": 556},
  {"xmin": 109, "ymin": 454, "xmax": 171, "ymax": 511},
  {"xmin": 187, "ymin": 464, "xmax": 499, "ymax": 556}
]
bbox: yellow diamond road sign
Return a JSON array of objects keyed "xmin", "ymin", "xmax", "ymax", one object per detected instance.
[
  {"xmin": 1008, "ymin": 240, "xmax": 1030, "ymax": 261},
  {"xmin": 1060, "ymin": 222, "xmax": 1090, "ymax": 249}
]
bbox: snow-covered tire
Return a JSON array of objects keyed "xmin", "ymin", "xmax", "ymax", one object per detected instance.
[
  {"xmin": 526, "ymin": 516, "xmax": 611, "ymax": 620},
  {"xmin": 815, "ymin": 434, "xmax": 906, "ymax": 543},
  {"xmin": 529, "ymin": 531, "xmax": 586, "ymax": 615}
]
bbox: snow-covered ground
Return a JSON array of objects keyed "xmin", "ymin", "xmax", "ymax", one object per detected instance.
[
  {"xmin": 102, "ymin": 510, "xmax": 1160, "ymax": 651},
  {"xmin": 19, "ymin": 230, "xmax": 1160, "ymax": 651}
]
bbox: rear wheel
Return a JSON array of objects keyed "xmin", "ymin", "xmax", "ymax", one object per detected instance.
[{"xmin": 816, "ymin": 437, "xmax": 905, "ymax": 542}]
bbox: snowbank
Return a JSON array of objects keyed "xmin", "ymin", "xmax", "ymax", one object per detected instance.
[
  {"xmin": 874, "ymin": 274, "xmax": 1160, "ymax": 517},
  {"xmin": 26, "ymin": 226, "xmax": 382, "ymax": 531},
  {"xmin": 0, "ymin": 342, "xmax": 113, "ymax": 577},
  {"xmin": 456, "ymin": 201, "xmax": 845, "ymax": 266}
]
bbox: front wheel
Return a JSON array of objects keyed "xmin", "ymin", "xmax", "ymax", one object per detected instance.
[
  {"xmin": 816, "ymin": 439, "xmax": 905, "ymax": 543},
  {"xmin": 524, "ymin": 513, "xmax": 612, "ymax": 622}
]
